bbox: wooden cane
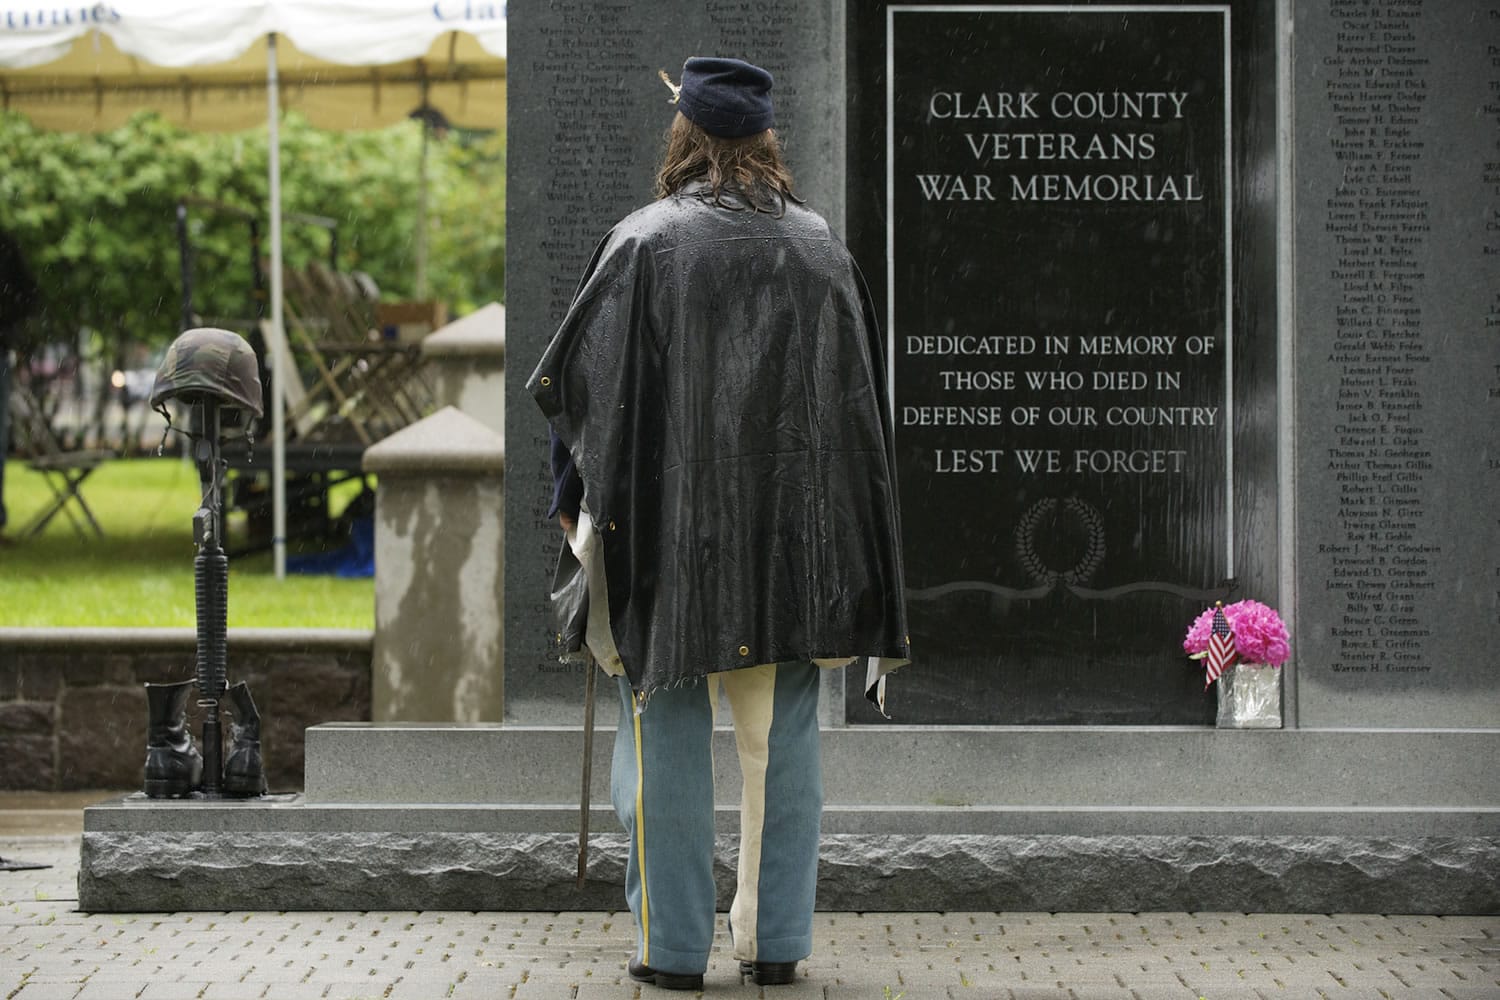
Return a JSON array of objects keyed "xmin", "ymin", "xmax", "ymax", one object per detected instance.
[{"xmin": 577, "ymin": 653, "xmax": 596, "ymax": 890}]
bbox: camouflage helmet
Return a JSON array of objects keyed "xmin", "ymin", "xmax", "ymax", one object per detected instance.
[{"xmin": 150, "ymin": 327, "xmax": 263, "ymax": 420}]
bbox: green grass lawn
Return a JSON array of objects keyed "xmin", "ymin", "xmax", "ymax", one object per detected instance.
[{"xmin": 1, "ymin": 458, "xmax": 373, "ymax": 629}]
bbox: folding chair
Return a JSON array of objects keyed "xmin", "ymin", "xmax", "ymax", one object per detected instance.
[
  {"xmin": 258, "ymin": 317, "xmax": 322, "ymax": 440},
  {"xmin": 279, "ymin": 263, "xmax": 433, "ymax": 445},
  {"xmin": 7, "ymin": 382, "xmax": 113, "ymax": 540}
]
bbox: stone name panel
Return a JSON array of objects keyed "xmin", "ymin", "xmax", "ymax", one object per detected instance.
[
  {"xmin": 1295, "ymin": 0, "xmax": 1500, "ymax": 726},
  {"xmin": 505, "ymin": 1, "xmax": 843, "ymax": 720}
]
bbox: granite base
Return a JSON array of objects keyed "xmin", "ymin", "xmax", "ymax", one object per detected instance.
[{"xmin": 78, "ymin": 828, "xmax": 1499, "ymax": 914}]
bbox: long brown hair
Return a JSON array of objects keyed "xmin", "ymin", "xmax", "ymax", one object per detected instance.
[{"xmin": 654, "ymin": 112, "xmax": 802, "ymax": 213}]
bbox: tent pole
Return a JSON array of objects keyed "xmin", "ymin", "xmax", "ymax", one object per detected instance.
[
  {"xmin": 416, "ymin": 101, "xmax": 430, "ymax": 300},
  {"xmin": 268, "ymin": 31, "xmax": 287, "ymax": 580}
]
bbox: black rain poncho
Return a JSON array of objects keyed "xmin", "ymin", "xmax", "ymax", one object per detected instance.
[{"xmin": 529, "ymin": 183, "xmax": 910, "ymax": 702}]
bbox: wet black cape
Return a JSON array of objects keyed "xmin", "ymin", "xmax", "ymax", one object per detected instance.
[{"xmin": 529, "ymin": 184, "xmax": 909, "ymax": 698}]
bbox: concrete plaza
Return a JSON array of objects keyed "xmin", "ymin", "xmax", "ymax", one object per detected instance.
[{"xmin": 2, "ymin": 797, "xmax": 1496, "ymax": 999}]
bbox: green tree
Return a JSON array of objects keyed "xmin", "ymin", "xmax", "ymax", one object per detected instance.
[
  {"xmin": 0, "ymin": 109, "xmax": 505, "ymax": 445},
  {"xmin": 0, "ymin": 112, "xmax": 194, "ymax": 352},
  {"xmin": 0, "ymin": 109, "xmax": 503, "ymax": 347},
  {"xmin": 428, "ymin": 126, "xmax": 507, "ymax": 313}
]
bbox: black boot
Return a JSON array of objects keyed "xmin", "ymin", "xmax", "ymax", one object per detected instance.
[
  {"xmin": 143, "ymin": 681, "xmax": 203, "ymax": 798},
  {"xmin": 223, "ymin": 681, "xmax": 267, "ymax": 796}
]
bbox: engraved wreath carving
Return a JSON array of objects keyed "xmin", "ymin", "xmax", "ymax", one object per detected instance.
[{"xmin": 1014, "ymin": 497, "xmax": 1106, "ymax": 586}]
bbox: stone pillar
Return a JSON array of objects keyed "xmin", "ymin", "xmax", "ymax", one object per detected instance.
[
  {"xmin": 421, "ymin": 302, "xmax": 506, "ymax": 437},
  {"xmin": 365, "ymin": 406, "xmax": 505, "ymax": 722}
]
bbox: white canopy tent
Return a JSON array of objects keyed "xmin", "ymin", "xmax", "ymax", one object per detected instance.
[{"xmin": 0, "ymin": 1, "xmax": 506, "ymax": 577}]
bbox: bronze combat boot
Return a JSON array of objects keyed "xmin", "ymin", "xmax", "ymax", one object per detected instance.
[
  {"xmin": 223, "ymin": 680, "xmax": 267, "ymax": 796},
  {"xmin": 143, "ymin": 680, "xmax": 203, "ymax": 798}
]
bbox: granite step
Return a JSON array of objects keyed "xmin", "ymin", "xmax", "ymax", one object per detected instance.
[
  {"xmin": 78, "ymin": 724, "xmax": 1500, "ymax": 912},
  {"xmin": 303, "ymin": 722, "xmax": 1500, "ymax": 810}
]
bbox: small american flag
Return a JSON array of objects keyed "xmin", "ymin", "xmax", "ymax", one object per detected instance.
[{"xmin": 1205, "ymin": 604, "xmax": 1237, "ymax": 689}]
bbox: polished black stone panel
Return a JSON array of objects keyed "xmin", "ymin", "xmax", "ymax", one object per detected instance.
[{"xmin": 848, "ymin": 1, "xmax": 1279, "ymax": 723}]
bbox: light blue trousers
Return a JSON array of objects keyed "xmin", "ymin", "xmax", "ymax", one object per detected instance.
[{"xmin": 610, "ymin": 660, "xmax": 822, "ymax": 975}]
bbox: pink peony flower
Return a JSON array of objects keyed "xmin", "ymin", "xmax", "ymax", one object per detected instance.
[{"xmin": 1183, "ymin": 599, "xmax": 1291, "ymax": 667}]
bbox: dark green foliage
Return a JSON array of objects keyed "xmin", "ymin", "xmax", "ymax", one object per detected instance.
[{"xmin": 0, "ymin": 110, "xmax": 505, "ymax": 354}]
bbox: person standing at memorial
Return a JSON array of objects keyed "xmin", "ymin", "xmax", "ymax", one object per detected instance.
[
  {"xmin": 0, "ymin": 229, "xmax": 39, "ymax": 544},
  {"xmin": 529, "ymin": 57, "xmax": 910, "ymax": 990}
]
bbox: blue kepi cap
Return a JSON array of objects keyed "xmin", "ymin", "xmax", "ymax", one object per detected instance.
[{"xmin": 676, "ymin": 57, "xmax": 775, "ymax": 138}]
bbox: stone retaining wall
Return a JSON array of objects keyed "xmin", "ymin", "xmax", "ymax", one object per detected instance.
[{"xmin": 0, "ymin": 629, "xmax": 371, "ymax": 793}]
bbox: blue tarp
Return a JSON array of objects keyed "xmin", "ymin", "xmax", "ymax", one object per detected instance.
[{"xmin": 286, "ymin": 515, "xmax": 373, "ymax": 578}]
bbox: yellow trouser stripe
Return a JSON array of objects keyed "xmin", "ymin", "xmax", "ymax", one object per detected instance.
[{"xmin": 632, "ymin": 689, "xmax": 650, "ymax": 963}]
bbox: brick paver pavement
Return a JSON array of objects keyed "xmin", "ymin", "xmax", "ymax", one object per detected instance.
[{"xmin": 3, "ymin": 836, "xmax": 1497, "ymax": 999}]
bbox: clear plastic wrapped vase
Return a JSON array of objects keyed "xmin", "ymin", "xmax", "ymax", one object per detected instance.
[{"xmin": 1216, "ymin": 663, "xmax": 1282, "ymax": 728}]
